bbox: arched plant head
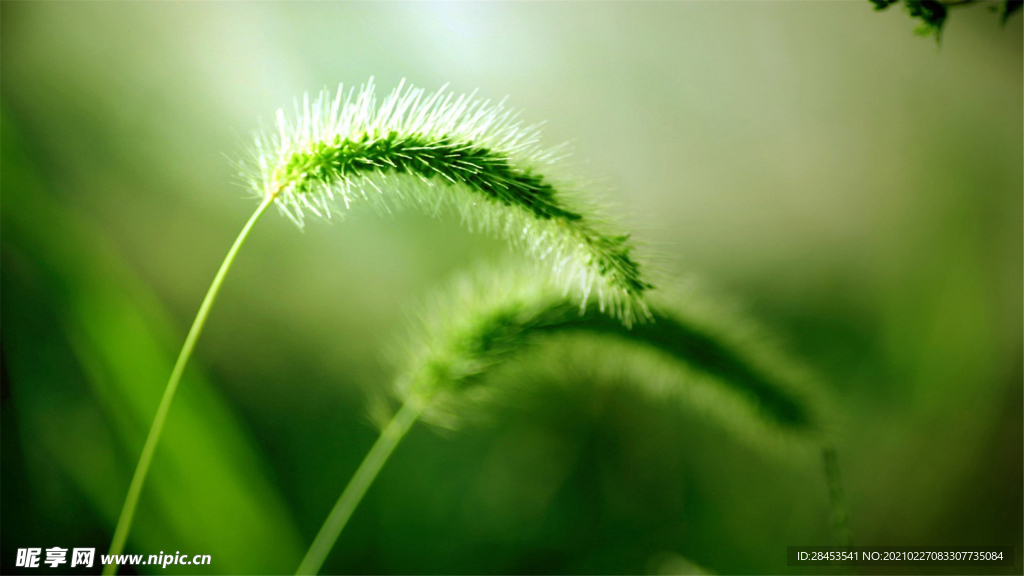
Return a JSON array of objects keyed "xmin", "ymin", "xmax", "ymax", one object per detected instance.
[
  {"xmin": 243, "ymin": 79, "xmax": 653, "ymax": 324},
  {"xmin": 392, "ymin": 264, "xmax": 831, "ymax": 452}
]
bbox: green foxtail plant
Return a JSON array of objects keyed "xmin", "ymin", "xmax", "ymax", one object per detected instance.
[
  {"xmin": 105, "ymin": 79, "xmax": 651, "ymax": 571},
  {"xmin": 297, "ymin": 266, "xmax": 847, "ymax": 575}
]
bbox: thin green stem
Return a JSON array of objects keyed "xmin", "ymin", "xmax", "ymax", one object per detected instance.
[
  {"xmin": 103, "ymin": 196, "xmax": 275, "ymax": 574},
  {"xmin": 297, "ymin": 400, "xmax": 423, "ymax": 576}
]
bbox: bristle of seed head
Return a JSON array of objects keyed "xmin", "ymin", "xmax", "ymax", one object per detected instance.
[{"xmin": 244, "ymin": 78, "xmax": 653, "ymax": 325}]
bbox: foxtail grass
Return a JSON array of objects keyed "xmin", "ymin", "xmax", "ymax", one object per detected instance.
[
  {"xmin": 106, "ymin": 79, "xmax": 651, "ymax": 570},
  {"xmin": 297, "ymin": 269, "xmax": 844, "ymax": 575}
]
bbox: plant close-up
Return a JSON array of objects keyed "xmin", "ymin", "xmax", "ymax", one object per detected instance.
[
  {"xmin": 296, "ymin": 267, "xmax": 843, "ymax": 574},
  {"xmin": 102, "ymin": 78, "xmax": 654, "ymax": 574},
  {"xmin": 2, "ymin": 3, "xmax": 1020, "ymax": 576}
]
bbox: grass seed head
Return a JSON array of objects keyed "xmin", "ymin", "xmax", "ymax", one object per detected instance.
[
  {"xmin": 244, "ymin": 78, "xmax": 653, "ymax": 325},
  {"xmin": 395, "ymin": 266, "xmax": 827, "ymax": 448}
]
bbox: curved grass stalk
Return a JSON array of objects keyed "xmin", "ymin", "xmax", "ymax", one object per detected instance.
[
  {"xmin": 296, "ymin": 401, "xmax": 423, "ymax": 576},
  {"xmin": 103, "ymin": 195, "xmax": 274, "ymax": 573},
  {"xmin": 108, "ymin": 80, "xmax": 653, "ymax": 567},
  {"xmin": 299, "ymin": 269, "xmax": 840, "ymax": 575}
]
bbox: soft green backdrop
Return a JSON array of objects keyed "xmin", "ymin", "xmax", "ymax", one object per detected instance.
[{"xmin": 2, "ymin": 2, "xmax": 1021, "ymax": 574}]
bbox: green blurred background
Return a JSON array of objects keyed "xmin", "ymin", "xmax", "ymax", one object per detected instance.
[{"xmin": 2, "ymin": 2, "xmax": 1021, "ymax": 574}]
